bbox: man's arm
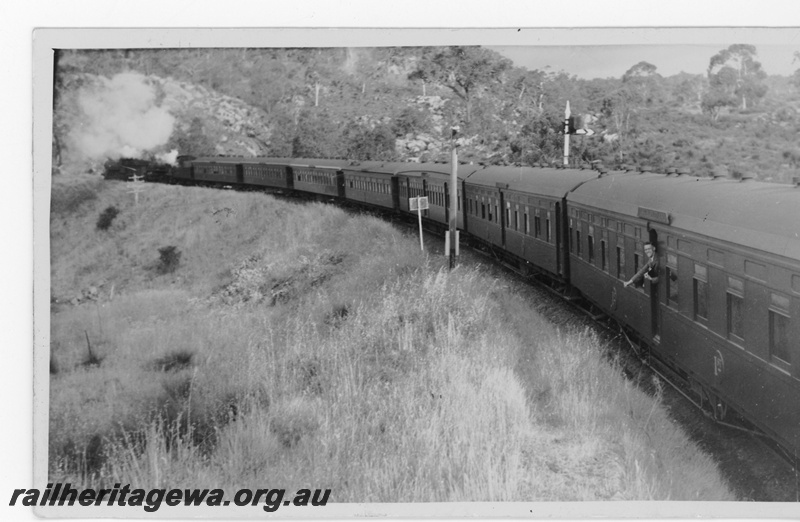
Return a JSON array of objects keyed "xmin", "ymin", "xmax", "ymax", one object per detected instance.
[{"xmin": 624, "ymin": 263, "xmax": 649, "ymax": 288}]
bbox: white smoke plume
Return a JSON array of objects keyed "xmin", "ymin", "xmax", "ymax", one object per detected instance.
[
  {"xmin": 69, "ymin": 72, "xmax": 175, "ymax": 161},
  {"xmin": 156, "ymin": 149, "xmax": 179, "ymax": 166}
]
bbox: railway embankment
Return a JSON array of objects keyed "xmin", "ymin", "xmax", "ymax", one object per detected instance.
[{"xmin": 48, "ymin": 176, "xmax": 734, "ymax": 501}]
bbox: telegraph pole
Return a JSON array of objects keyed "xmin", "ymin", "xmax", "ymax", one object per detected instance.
[
  {"xmin": 130, "ymin": 173, "xmax": 145, "ymax": 206},
  {"xmin": 563, "ymin": 100, "xmax": 570, "ymax": 166},
  {"xmin": 121, "ymin": 165, "xmax": 145, "ymax": 205},
  {"xmin": 448, "ymin": 126, "xmax": 460, "ymax": 270}
]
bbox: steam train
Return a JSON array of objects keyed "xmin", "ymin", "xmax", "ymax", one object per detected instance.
[{"xmin": 118, "ymin": 154, "xmax": 800, "ymax": 458}]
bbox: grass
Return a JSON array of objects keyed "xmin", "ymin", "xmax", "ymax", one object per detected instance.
[{"xmin": 49, "ymin": 177, "xmax": 735, "ymax": 501}]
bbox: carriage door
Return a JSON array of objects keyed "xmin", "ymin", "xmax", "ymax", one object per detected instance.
[
  {"xmin": 336, "ymin": 170, "xmax": 346, "ymax": 198},
  {"xmin": 649, "ymin": 228, "xmax": 661, "ymax": 342},
  {"xmin": 499, "ymin": 190, "xmax": 506, "ymax": 247},
  {"xmin": 555, "ymin": 202, "xmax": 563, "ymax": 276},
  {"xmin": 391, "ymin": 176, "xmax": 400, "ymax": 211}
]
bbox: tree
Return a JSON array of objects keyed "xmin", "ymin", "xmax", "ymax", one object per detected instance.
[
  {"xmin": 792, "ymin": 51, "xmax": 800, "ymax": 91},
  {"xmin": 170, "ymin": 117, "xmax": 217, "ymax": 156},
  {"xmin": 290, "ymin": 109, "xmax": 343, "ymax": 158},
  {"xmin": 622, "ymin": 61, "xmax": 657, "ymax": 81},
  {"xmin": 701, "ymin": 88, "xmax": 736, "ymax": 122},
  {"xmin": 408, "ymin": 46, "xmax": 512, "ymax": 126},
  {"xmin": 670, "ymin": 74, "xmax": 706, "ymax": 108},
  {"xmin": 343, "ymin": 122, "xmax": 397, "ymax": 161},
  {"xmin": 707, "ymin": 44, "xmax": 767, "ymax": 110},
  {"xmin": 622, "ymin": 61, "xmax": 663, "ymax": 106}
]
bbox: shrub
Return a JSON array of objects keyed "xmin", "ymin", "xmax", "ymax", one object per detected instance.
[
  {"xmin": 343, "ymin": 122, "xmax": 398, "ymax": 161},
  {"xmin": 51, "ymin": 175, "xmax": 104, "ymax": 216},
  {"xmin": 96, "ymin": 206, "xmax": 120, "ymax": 231},
  {"xmin": 391, "ymin": 106, "xmax": 432, "ymax": 137},
  {"xmin": 157, "ymin": 246, "xmax": 182, "ymax": 274}
]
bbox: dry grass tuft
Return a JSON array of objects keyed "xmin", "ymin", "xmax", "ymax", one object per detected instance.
[{"xmin": 148, "ymin": 351, "xmax": 194, "ymax": 373}]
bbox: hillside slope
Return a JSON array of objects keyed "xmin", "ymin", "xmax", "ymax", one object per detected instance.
[{"xmin": 48, "ymin": 178, "xmax": 735, "ymax": 502}]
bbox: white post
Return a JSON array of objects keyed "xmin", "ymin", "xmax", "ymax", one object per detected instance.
[
  {"xmin": 417, "ymin": 205, "xmax": 424, "ymax": 251},
  {"xmin": 563, "ymin": 100, "xmax": 571, "ymax": 167},
  {"xmin": 449, "ymin": 146, "xmax": 458, "ymax": 269},
  {"xmin": 130, "ymin": 173, "xmax": 144, "ymax": 206}
]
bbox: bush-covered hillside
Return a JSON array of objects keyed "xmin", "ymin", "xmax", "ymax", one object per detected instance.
[{"xmin": 53, "ymin": 46, "xmax": 800, "ymax": 182}]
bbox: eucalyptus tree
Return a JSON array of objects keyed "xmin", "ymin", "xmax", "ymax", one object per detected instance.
[
  {"xmin": 408, "ymin": 46, "xmax": 512, "ymax": 127},
  {"xmin": 707, "ymin": 44, "xmax": 767, "ymax": 111}
]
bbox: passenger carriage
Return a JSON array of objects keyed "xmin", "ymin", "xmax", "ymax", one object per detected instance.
[
  {"xmin": 239, "ymin": 157, "xmax": 294, "ymax": 189},
  {"xmin": 395, "ymin": 163, "xmax": 482, "ymax": 230},
  {"xmin": 465, "ymin": 165, "xmax": 600, "ymax": 280},
  {"xmin": 191, "ymin": 156, "xmax": 243, "ymax": 185},
  {"xmin": 289, "ymin": 159, "xmax": 351, "ymax": 199},
  {"xmin": 341, "ymin": 161, "xmax": 407, "ymax": 210},
  {"xmin": 567, "ymin": 170, "xmax": 800, "ymax": 453}
]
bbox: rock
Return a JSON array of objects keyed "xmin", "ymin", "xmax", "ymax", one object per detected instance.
[{"xmin": 407, "ymin": 140, "xmax": 427, "ymax": 153}]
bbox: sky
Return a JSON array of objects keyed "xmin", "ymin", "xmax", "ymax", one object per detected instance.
[
  {"xmin": 491, "ymin": 44, "xmax": 800, "ymax": 79},
  {"xmin": 486, "ymin": 27, "xmax": 800, "ymax": 79}
]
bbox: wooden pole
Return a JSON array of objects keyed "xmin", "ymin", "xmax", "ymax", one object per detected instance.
[
  {"xmin": 449, "ymin": 147, "xmax": 458, "ymax": 269},
  {"xmin": 563, "ymin": 100, "xmax": 571, "ymax": 167}
]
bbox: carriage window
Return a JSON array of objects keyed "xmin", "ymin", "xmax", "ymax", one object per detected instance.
[
  {"xmin": 576, "ymin": 231, "xmax": 582, "ymax": 258},
  {"xmin": 506, "ymin": 204, "xmax": 511, "ymax": 227},
  {"xmin": 727, "ymin": 277, "xmax": 744, "ymax": 343},
  {"xmin": 616, "ymin": 245, "xmax": 625, "ymax": 280},
  {"xmin": 588, "ymin": 235, "xmax": 595, "ymax": 265},
  {"xmin": 666, "ymin": 253, "xmax": 679, "ymax": 306},
  {"xmin": 727, "ymin": 293, "xmax": 744, "ymax": 343},
  {"xmin": 769, "ymin": 310, "xmax": 790, "ymax": 365},
  {"xmin": 694, "ymin": 265, "xmax": 708, "ymax": 323},
  {"xmin": 525, "ymin": 208, "xmax": 530, "ymax": 234},
  {"xmin": 495, "ymin": 204, "xmax": 499, "ymax": 224},
  {"xmin": 601, "ymin": 240, "xmax": 608, "ymax": 271},
  {"xmin": 569, "ymin": 220, "xmax": 574, "ymax": 253},
  {"xmin": 534, "ymin": 216, "xmax": 541, "ymax": 238},
  {"xmin": 514, "ymin": 210, "xmax": 519, "ymax": 231},
  {"xmin": 546, "ymin": 215, "xmax": 551, "ymax": 243},
  {"xmin": 481, "ymin": 203, "xmax": 486, "ymax": 220}
]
